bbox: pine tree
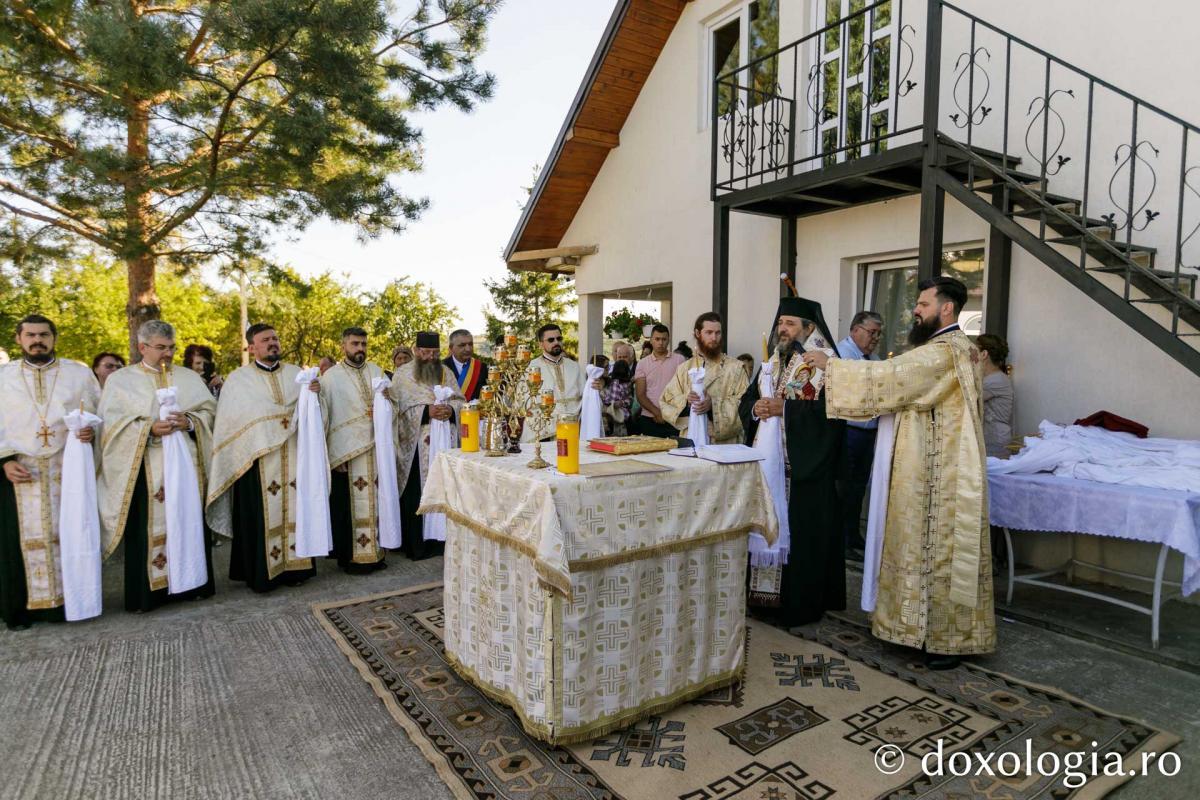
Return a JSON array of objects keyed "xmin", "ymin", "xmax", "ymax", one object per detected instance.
[{"xmin": 0, "ymin": 0, "xmax": 501, "ymax": 354}]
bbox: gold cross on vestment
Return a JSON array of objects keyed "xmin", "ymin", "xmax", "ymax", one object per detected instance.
[
  {"xmin": 36, "ymin": 424, "xmax": 53, "ymax": 448},
  {"xmin": 281, "ymin": 417, "xmax": 290, "ymax": 429}
]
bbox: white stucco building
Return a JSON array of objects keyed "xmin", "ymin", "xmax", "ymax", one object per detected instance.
[{"xmin": 504, "ymin": 1, "xmax": 1200, "ymax": 597}]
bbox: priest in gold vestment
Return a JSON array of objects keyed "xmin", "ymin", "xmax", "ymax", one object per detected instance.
[
  {"xmin": 321, "ymin": 327, "xmax": 394, "ymax": 573},
  {"xmin": 393, "ymin": 332, "xmax": 463, "ymax": 560},
  {"xmin": 659, "ymin": 312, "xmax": 748, "ymax": 444},
  {"xmin": 98, "ymin": 320, "xmax": 217, "ymax": 612},
  {"xmin": 0, "ymin": 315, "xmax": 101, "ymax": 629},
  {"xmin": 206, "ymin": 324, "xmax": 319, "ymax": 591},
  {"xmin": 815, "ymin": 277, "xmax": 994, "ymax": 669}
]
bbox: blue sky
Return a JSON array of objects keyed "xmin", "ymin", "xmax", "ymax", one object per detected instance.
[{"xmin": 273, "ymin": 0, "xmax": 619, "ymax": 333}]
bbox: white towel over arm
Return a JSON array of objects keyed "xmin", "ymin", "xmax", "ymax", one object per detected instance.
[
  {"xmin": 749, "ymin": 362, "xmax": 790, "ymax": 567},
  {"xmin": 59, "ymin": 409, "xmax": 103, "ymax": 620},
  {"xmin": 687, "ymin": 366, "xmax": 709, "ymax": 446},
  {"xmin": 293, "ymin": 367, "xmax": 332, "ymax": 558},
  {"xmin": 156, "ymin": 387, "xmax": 208, "ymax": 594},
  {"xmin": 423, "ymin": 385, "xmax": 456, "ymax": 543},
  {"xmin": 372, "ymin": 377, "xmax": 403, "ymax": 549},
  {"xmin": 580, "ymin": 364, "xmax": 606, "ymax": 441}
]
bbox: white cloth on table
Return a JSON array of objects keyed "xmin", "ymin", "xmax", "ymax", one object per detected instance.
[
  {"xmin": 749, "ymin": 361, "xmax": 789, "ymax": 567},
  {"xmin": 687, "ymin": 366, "xmax": 709, "ymax": 446},
  {"xmin": 59, "ymin": 409, "xmax": 102, "ymax": 620},
  {"xmin": 293, "ymin": 367, "xmax": 332, "ymax": 558},
  {"xmin": 156, "ymin": 387, "xmax": 207, "ymax": 594},
  {"xmin": 580, "ymin": 364, "xmax": 606, "ymax": 441},
  {"xmin": 372, "ymin": 377, "xmax": 403, "ymax": 549},
  {"xmin": 861, "ymin": 413, "xmax": 896, "ymax": 612},
  {"xmin": 988, "ymin": 470, "xmax": 1200, "ymax": 596},
  {"xmin": 423, "ymin": 385, "xmax": 455, "ymax": 542},
  {"xmin": 989, "ymin": 420, "xmax": 1200, "ymax": 493}
]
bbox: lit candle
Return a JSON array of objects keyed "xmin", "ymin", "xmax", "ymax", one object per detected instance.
[
  {"xmin": 529, "ymin": 368, "xmax": 542, "ymax": 386},
  {"xmin": 517, "ymin": 344, "xmax": 530, "ymax": 362},
  {"xmin": 504, "ymin": 333, "xmax": 518, "ymax": 348},
  {"xmin": 542, "ymin": 392, "xmax": 555, "ymax": 408},
  {"xmin": 481, "ymin": 386, "xmax": 494, "ymax": 402},
  {"xmin": 497, "ymin": 347, "xmax": 509, "ymax": 362},
  {"xmin": 487, "ymin": 365, "xmax": 499, "ymax": 382}
]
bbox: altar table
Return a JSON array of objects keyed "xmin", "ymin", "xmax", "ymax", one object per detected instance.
[{"xmin": 419, "ymin": 446, "xmax": 776, "ymax": 745}]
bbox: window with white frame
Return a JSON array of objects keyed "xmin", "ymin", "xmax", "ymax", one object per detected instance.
[
  {"xmin": 862, "ymin": 246, "xmax": 986, "ymax": 356},
  {"xmin": 813, "ymin": 0, "xmax": 897, "ymax": 164},
  {"xmin": 708, "ymin": 1, "xmax": 779, "ymax": 120}
]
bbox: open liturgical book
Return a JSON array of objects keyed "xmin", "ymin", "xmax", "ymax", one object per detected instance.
[{"xmin": 668, "ymin": 443, "xmax": 764, "ymax": 464}]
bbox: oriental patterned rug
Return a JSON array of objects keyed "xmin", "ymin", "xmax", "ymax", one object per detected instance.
[{"xmin": 314, "ymin": 583, "xmax": 1178, "ymax": 800}]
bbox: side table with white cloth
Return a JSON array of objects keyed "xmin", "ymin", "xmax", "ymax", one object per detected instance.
[
  {"xmin": 419, "ymin": 445, "xmax": 777, "ymax": 745},
  {"xmin": 988, "ymin": 472, "xmax": 1200, "ymax": 649}
]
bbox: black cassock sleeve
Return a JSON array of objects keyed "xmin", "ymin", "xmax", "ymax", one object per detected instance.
[{"xmin": 738, "ymin": 369, "xmax": 762, "ymax": 446}]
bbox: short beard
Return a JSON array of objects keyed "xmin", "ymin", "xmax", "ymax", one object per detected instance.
[
  {"xmin": 697, "ymin": 341, "xmax": 722, "ymax": 360},
  {"xmin": 262, "ymin": 351, "xmax": 281, "ymax": 363},
  {"xmin": 23, "ymin": 349, "xmax": 54, "ymax": 365},
  {"xmin": 414, "ymin": 357, "xmax": 441, "ymax": 386},
  {"xmin": 907, "ymin": 315, "xmax": 940, "ymax": 347},
  {"xmin": 346, "ymin": 351, "xmax": 366, "ymax": 366}
]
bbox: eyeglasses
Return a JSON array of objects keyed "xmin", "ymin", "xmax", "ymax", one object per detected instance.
[{"xmin": 543, "ymin": 336, "xmax": 562, "ymax": 343}]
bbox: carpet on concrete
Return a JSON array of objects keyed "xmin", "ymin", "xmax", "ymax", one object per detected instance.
[{"xmin": 315, "ymin": 583, "xmax": 1180, "ymax": 800}]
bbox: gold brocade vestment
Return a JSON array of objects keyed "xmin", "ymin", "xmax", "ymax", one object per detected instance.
[
  {"xmin": 659, "ymin": 354, "xmax": 749, "ymax": 444},
  {"xmin": 205, "ymin": 362, "xmax": 315, "ymax": 578},
  {"xmin": 320, "ymin": 360, "xmax": 395, "ymax": 564},
  {"xmin": 97, "ymin": 364, "xmax": 216, "ymax": 590},
  {"xmin": 0, "ymin": 359, "xmax": 100, "ymax": 611},
  {"xmin": 824, "ymin": 330, "xmax": 995, "ymax": 655}
]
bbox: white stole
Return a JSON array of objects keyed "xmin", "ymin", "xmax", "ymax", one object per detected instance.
[
  {"xmin": 687, "ymin": 366, "xmax": 710, "ymax": 446},
  {"xmin": 861, "ymin": 413, "xmax": 896, "ymax": 612},
  {"xmin": 59, "ymin": 410, "xmax": 102, "ymax": 620},
  {"xmin": 372, "ymin": 377, "xmax": 403, "ymax": 549},
  {"xmin": 748, "ymin": 362, "xmax": 790, "ymax": 567},
  {"xmin": 580, "ymin": 364, "xmax": 605, "ymax": 441},
  {"xmin": 156, "ymin": 388, "xmax": 207, "ymax": 594},
  {"xmin": 293, "ymin": 367, "xmax": 332, "ymax": 557},
  {"xmin": 422, "ymin": 385, "xmax": 455, "ymax": 542}
]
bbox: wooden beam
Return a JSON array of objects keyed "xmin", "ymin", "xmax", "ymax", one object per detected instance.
[
  {"xmin": 567, "ymin": 126, "xmax": 620, "ymax": 149},
  {"xmin": 508, "ymin": 245, "xmax": 598, "ymax": 263}
]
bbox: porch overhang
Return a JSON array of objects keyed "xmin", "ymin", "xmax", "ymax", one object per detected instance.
[{"xmin": 506, "ymin": 245, "xmax": 599, "ymax": 275}]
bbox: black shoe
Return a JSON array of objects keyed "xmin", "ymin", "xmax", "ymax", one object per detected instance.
[
  {"xmin": 926, "ymin": 654, "xmax": 962, "ymax": 671},
  {"xmin": 6, "ymin": 621, "xmax": 32, "ymax": 631},
  {"xmin": 374, "ymin": 560, "xmax": 388, "ymax": 571}
]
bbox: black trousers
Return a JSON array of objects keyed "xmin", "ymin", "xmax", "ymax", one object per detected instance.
[{"xmin": 838, "ymin": 426, "xmax": 877, "ymax": 547}]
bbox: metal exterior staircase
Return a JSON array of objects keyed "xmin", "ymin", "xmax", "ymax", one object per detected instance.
[{"xmin": 709, "ymin": 0, "xmax": 1200, "ymax": 379}]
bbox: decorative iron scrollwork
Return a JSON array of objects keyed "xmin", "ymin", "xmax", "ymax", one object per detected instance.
[
  {"xmin": 1024, "ymin": 88, "xmax": 1073, "ymax": 176},
  {"xmin": 897, "ymin": 24, "xmax": 917, "ymax": 97},
  {"xmin": 719, "ymin": 85, "xmax": 791, "ymax": 182},
  {"xmin": 1180, "ymin": 165, "xmax": 1200, "ymax": 267},
  {"xmin": 1107, "ymin": 140, "xmax": 1160, "ymax": 232},
  {"xmin": 948, "ymin": 46, "xmax": 991, "ymax": 128}
]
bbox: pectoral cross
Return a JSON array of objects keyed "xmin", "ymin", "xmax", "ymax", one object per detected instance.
[
  {"xmin": 281, "ymin": 417, "xmax": 290, "ymax": 430},
  {"xmin": 37, "ymin": 424, "xmax": 53, "ymax": 448}
]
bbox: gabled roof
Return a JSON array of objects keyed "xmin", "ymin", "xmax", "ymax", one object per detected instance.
[{"xmin": 503, "ymin": 0, "xmax": 689, "ymax": 265}]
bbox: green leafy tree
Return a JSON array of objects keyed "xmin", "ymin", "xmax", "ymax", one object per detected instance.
[
  {"xmin": 482, "ymin": 272, "xmax": 577, "ymax": 345},
  {"xmin": 244, "ymin": 266, "xmax": 363, "ymax": 368},
  {"xmin": 364, "ymin": 277, "xmax": 458, "ymax": 362},
  {"xmin": 0, "ymin": 0, "xmax": 501, "ymax": 353},
  {"xmin": 2, "ymin": 254, "xmax": 228, "ymax": 364}
]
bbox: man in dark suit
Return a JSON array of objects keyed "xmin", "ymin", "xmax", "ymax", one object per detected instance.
[{"xmin": 443, "ymin": 329, "xmax": 485, "ymax": 402}]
